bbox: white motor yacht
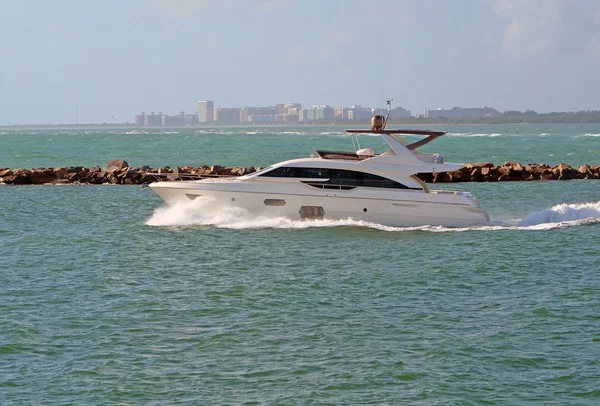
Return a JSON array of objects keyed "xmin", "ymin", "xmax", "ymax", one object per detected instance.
[{"xmin": 150, "ymin": 114, "xmax": 490, "ymax": 227}]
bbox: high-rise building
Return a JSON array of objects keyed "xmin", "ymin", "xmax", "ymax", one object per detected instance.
[
  {"xmin": 144, "ymin": 112, "xmax": 162, "ymax": 126},
  {"xmin": 240, "ymin": 106, "xmax": 277, "ymax": 123},
  {"xmin": 275, "ymin": 104, "xmax": 286, "ymax": 114},
  {"xmin": 334, "ymin": 107, "xmax": 347, "ymax": 119},
  {"xmin": 135, "ymin": 112, "xmax": 146, "ymax": 126},
  {"xmin": 284, "ymin": 103, "xmax": 302, "ymax": 114},
  {"xmin": 214, "ymin": 107, "xmax": 240, "ymax": 124},
  {"xmin": 136, "ymin": 111, "xmax": 198, "ymax": 126},
  {"xmin": 198, "ymin": 100, "xmax": 214, "ymax": 122},
  {"xmin": 299, "ymin": 106, "xmax": 334, "ymax": 122},
  {"xmin": 347, "ymin": 106, "xmax": 374, "ymax": 120},
  {"xmin": 315, "ymin": 105, "xmax": 334, "ymax": 120}
]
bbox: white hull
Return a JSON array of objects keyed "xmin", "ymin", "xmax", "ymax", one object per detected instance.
[{"xmin": 150, "ymin": 180, "xmax": 490, "ymax": 228}]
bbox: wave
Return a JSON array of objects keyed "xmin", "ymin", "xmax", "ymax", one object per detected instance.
[
  {"xmin": 278, "ymin": 131, "xmax": 309, "ymax": 135},
  {"xmin": 583, "ymin": 133, "xmax": 600, "ymax": 137},
  {"xmin": 447, "ymin": 132, "xmax": 501, "ymax": 137},
  {"xmin": 124, "ymin": 131, "xmax": 149, "ymax": 135},
  {"xmin": 517, "ymin": 201, "xmax": 600, "ymax": 227},
  {"xmin": 147, "ymin": 198, "xmax": 600, "ymax": 232}
]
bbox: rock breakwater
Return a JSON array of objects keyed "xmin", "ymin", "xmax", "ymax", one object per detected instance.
[{"xmin": 1, "ymin": 160, "xmax": 598, "ymax": 185}]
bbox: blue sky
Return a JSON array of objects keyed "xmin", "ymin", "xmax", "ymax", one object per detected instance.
[{"xmin": 1, "ymin": 0, "xmax": 599, "ymax": 124}]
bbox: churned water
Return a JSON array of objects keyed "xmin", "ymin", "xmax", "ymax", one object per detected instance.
[{"xmin": 1, "ymin": 124, "xmax": 600, "ymax": 404}]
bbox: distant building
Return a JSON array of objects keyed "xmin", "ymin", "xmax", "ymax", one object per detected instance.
[
  {"xmin": 162, "ymin": 112, "xmax": 198, "ymax": 126},
  {"xmin": 298, "ymin": 109, "xmax": 307, "ymax": 122},
  {"xmin": 135, "ymin": 111, "xmax": 197, "ymax": 126},
  {"xmin": 135, "ymin": 112, "xmax": 146, "ymax": 126},
  {"xmin": 247, "ymin": 114, "xmax": 276, "ymax": 124},
  {"xmin": 162, "ymin": 112, "xmax": 185, "ymax": 126},
  {"xmin": 299, "ymin": 105, "xmax": 334, "ymax": 122},
  {"xmin": 198, "ymin": 100, "xmax": 214, "ymax": 122},
  {"xmin": 144, "ymin": 112, "xmax": 162, "ymax": 126},
  {"xmin": 240, "ymin": 107, "xmax": 249, "ymax": 123},
  {"xmin": 334, "ymin": 107, "xmax": 347, "ymax": 119},
  {"xmin": 284, "ymin": 103, "xmax": 302, "ymax": 114},
  {"xmin": 184, "ymin": 114, "xmax": 198, "ymax": 125},
  {"xmin": 214, "ymin": 107, "xmax": 240, "ymax": 124},
  {"xmin": 283, "ymin": 114, "xmax": 299, "ymax": 123},
  {"xmin": 386, "ymin": 107, "xmax": 412, "ymax": 119},
  {"xmin": 240, "ymin": 106, "xmax": 277, "ymax": 123},
  {"xmin": 424, "ymin": 106, "xmax": 501, "ymax": 118},
  {"xmin": 347, "ymin": 106, "xmax": 373, "ymax": 120},
  {"xmin": 315, "ymin": 105, "xmax": 334, "ymax": 120}
]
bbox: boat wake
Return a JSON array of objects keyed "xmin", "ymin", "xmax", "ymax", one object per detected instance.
[{"xmin": 146, "ymin": 199, "xmax": 600, "ymax": 232}]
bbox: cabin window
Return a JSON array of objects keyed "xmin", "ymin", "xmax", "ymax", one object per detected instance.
[
  {"xmin": 259, "ymin": 167, "xmax": 330, "ymax": 178},
  {"xmin": 363, "ymin": 173, "xmax": 403, "ymax": 188},
  {"xmin": 298, "ymin": 168, "xmax": 329, "ymax": 179},
  {"xmin": 330, "ymin": 169, "xmax": 358, "ymax": 186},
  {"xmin": 259, "ymin": 167, "xmax": 417, "ymax": 189},
  {"xmin": 260, "ymin": 167, "xmax": 297, "ymax": 177}
]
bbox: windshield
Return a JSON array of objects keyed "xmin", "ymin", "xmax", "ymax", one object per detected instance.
[{"xmin": 241, "ymin": 165, "xmax": 273, "ymax": 178}]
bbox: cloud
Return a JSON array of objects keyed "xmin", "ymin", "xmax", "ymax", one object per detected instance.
[{"xmin": 493, "ymin": 0, "xmax": 600, "ymax": 59}]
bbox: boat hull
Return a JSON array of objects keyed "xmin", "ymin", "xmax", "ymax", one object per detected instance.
[{"xmin": 149, "ymin": 180, "xmax": 490, "ymax": 228}]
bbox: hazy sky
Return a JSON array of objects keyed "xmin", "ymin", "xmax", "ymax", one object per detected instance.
[{"xmin": 1, "ymin": 0, "xmax": 599, "ymax": 124}]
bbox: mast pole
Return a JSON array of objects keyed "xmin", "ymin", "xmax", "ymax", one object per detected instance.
[{"xmin": 384, "ymin": 98, "xmax": 393, "ymax": 129}]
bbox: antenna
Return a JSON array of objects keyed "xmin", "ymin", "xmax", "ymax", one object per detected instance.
[{"xmin": 384, "ymin": 98, "xmax": 393, "ymax": 129}]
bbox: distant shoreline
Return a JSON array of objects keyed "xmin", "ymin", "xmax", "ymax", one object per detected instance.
[{"xmin": 1, "ymin": 120, "xmax": 600, "ymax": 132}]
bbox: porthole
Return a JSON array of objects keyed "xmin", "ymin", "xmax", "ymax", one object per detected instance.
[
  {"xmin": 231, "ymin": 197, "xmax": 235, "ymax": 202},
  {"xmin": 363, "ymin": 208, "xmax": 368, "ymax": 212}
]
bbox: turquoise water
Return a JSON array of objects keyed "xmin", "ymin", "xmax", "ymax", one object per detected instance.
[
  {"xmin": 1, "ymin": 125, "xmax": 600, "ymax": 404},
  {"xmin": 2, "ymin": 123, "xmax": 600, "ymax": 169}
]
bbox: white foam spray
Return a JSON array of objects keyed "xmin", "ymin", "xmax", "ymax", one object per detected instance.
[{"xmin": 146, "ymin": 198, "xmax": 600, "ymax": 232}]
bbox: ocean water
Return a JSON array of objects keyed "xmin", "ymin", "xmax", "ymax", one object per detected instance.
[
  {"xmin": 1, "ymin": 124, "xmax": 600, "ymax": 404},
  {"xmin": 2, "ymin": 123, "xmax": 600, "ymax": 169}
]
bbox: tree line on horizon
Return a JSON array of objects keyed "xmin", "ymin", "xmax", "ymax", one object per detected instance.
[{"xmin": 377, "ymin": 109, "xmax": 600, "ymax": 125}]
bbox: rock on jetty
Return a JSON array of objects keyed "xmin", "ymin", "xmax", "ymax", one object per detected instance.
[
  {"xmin": 0, "ymin": 160, "xmax": 598, "ymax": 185},
  {"xmin": 418, "ymin": 162, "xmax": 600, "ymax": 182}
]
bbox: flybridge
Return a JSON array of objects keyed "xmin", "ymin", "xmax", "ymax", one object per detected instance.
[
  {"xmin": 346, "ymin": 126, "xmax": 447, "ymax": 151},
  {"xmin": 345, "ymin": 107, "xmax": 447, "ymax": 151}
]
